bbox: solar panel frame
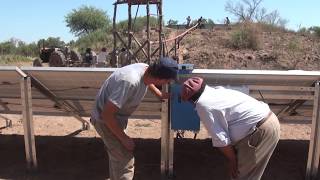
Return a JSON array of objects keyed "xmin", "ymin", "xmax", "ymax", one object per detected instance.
[
  {"xmin": 20, "ymin": 67, "xmax": 162, "ymax": 117},
  {"xmin": 0, "ymin": 66, "xmax": 23, "ymax": 99},
  {"xmin": 2, "ymin": 67, "xmax": 320, "ymax": 179}
]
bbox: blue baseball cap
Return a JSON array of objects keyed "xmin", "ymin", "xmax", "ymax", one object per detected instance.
[{"xmin": 149, "ymin": 57, "xmax": 178, "ymax": 79}]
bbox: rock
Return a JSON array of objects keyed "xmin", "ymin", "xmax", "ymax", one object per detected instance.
[{"xmin": 244, "ymin": 53, "xmax": 255, "ymax": 60}]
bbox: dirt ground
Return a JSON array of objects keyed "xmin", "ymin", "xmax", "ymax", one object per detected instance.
[{"xmin": 0, "ymin": 114, "xmax": 315, "ymax": 180}]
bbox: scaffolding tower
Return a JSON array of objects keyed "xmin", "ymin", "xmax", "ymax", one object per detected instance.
[{"xmin": 112, "ymin": 0, "xmax": 163, "ymax": 67}]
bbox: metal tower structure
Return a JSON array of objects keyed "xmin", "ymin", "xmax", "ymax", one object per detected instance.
[{"xmin": 112, "ymin": 0, "xmax": 163, "ymax": 67}]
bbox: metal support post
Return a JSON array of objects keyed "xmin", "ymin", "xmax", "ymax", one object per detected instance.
[
  {"xmin": 161, "ymin": 84, "xmax": 174, "ymax": 179},
  {"xmin": 112, "ymin": 4, "xmax": 118, "ymax": 67},
  {"xmin": 0, "ymin": 114, "xmax": 12, "ymax": 128},
  {"xmin": 306, "ymin": 80, "xmax": 320, "ymax": 180},
  {"xmin": 146, "ymin": 1, "xmax": 151, "ymax": 64},
  {"xmin": 21, "ymin": 76, "xmax": 37, "ymax": 169}
]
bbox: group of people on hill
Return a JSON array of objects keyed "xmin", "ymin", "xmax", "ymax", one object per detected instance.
[{"xmin": 90, "ymin": 56, "xmax": 280, "ymax": 180}]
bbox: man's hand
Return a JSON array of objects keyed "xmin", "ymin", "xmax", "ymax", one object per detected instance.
[
  {"xmin": 160, "ymin": 92, "xmax": 170, "ymax": 99},
  {"xmin": 218, "ymin": 145, "xmax": 239, "ymax": 179},
  {"xmin": 148, "ymin": 84, "xmax": 171, "ymax": 101},
  {"xmin": 227, "ymin": 157, "xmax": 239, "ymax": 179}
]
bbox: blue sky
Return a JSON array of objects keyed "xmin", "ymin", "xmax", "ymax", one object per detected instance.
[{"xmin": 0, "ymin": 0, "xmax": 319, "ymax": 43}]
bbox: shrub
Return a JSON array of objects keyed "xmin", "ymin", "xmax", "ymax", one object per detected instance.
[
  {"xmin": 288, "ymin": 39, "xmax": 301, "ymax": 52},
  {"xmin": 229, "ymin": 23, "xmax": 260, "ymax": 50},
  {"xmin": 309, "ymin": 26, "xmax": 320, "ymax": 38},
  {"xmin": 257, "ymin": 22, "xmax": 287, "ymax": 33},
  {"xmin": 0, "ymin": 55, "xmax": 33, "ymax": 65}
]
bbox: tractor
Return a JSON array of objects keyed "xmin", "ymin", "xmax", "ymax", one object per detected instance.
[{"xmin": 33, "ymin": 46, "xmax": 82, "ymax": 67}]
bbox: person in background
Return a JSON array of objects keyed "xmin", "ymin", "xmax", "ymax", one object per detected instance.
[
  {"xmin": 91, "ymin": 57, "xmax": 178, "ymax": 180},
  {"xmin": 84, "ymin": 48, "xmax": 93, "ymax": 67},
  {"xmin": 97, "ymin": 47, "xmax": 108, "ymax": 67},
  {"xmin": 225, "ymin": 17, "xmax": 231, "ymax": 30},
  {"xmin": 186, "ymin": 16, "xmax": 191, "ymax": 28},
  {"xmin": 180, "ymin": 77, "xmax": 280, "ymax": 180},
  {"xmin": 119, "ymin": 48, "xmax": 130, "ymax": 67},
  {"xmin": 225, "ymin": 17, "xmax": 230, "ymax": 26}
]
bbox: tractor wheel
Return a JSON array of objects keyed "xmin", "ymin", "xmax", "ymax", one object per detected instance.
[
  {"xmin": 70, "ymin": 50, "xmax": 82, "ymax": 66},
  {"xmin": 49, "ymin": 51, "xmax": 66, "ymax": 67},
  {"xmin": 70, "ymin": 50, "xmax": 82, "ymax": 62},
  {"xmin": 33, "ymin": 58, "xmax": 42, "ymax": 67}
]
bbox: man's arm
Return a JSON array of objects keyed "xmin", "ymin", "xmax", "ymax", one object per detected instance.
[
  {"xmin": 101, "ymin": 100, "xmax": 135, "ymax": 151},
  {"xmin": 148, "ymin": 84, "xmax": 169, "ymax": 100},
  {"xmin": 218, "ymin": 145, "xmax": 239, "ymax": 178}
]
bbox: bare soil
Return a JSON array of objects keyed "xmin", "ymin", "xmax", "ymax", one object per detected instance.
[{"xmin": 0, "ymin": 114, "xmax": 313, "ymax": 180}]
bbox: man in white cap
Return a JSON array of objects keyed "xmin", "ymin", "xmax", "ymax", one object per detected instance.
[{"xmin": 180, "ymin": 77, "xmax": 280, "ymax": 180}]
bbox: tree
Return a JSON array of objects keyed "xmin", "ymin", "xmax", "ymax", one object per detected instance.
[
  {"xmin": 262, "ymin": 10, "xmax": 288, "ymax": 28},
  {"xmin": 0, "ymin": 41, "xmax": 15, "ymax": 55},
  {"xmin": 167, "ymin": 19, "xmax": 178, "ymax": 26},
  {"xmin": 37, "ymin": 37, "xmax": 66, "ymax": 48},
  {"xmin": 116, "ymin": 16, "xmax": 159, "ymax": 33},
  {"xmin": 309, "ymin": 26, "xmax": 320, "ymax": 37},
  {"xmin": 16, "ymin": 42, "xmax": 38, "ymax": 57},
  {"xmin": 74, "ymin": 29, "xmax": 113, "ymax": 53},
  {"xmin": 225, "ymin": 0, "xmax": 287, "ymax": 27},
  {"xmin": 207, "ymin": 18, "xmax": 215, "ymax": 25},
  {"xmin": 225, "ymin": 0, "xmax": 263, "ymax": 21},
  {"xmin": 65, "ymin": 6, "xmax": 111, "ymax": 37}
]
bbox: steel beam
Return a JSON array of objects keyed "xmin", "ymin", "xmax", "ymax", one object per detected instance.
[
  {"xmin": 306, "ymin": 81, "xmax": 320, "ymax": 180},
  {"xmin": 161, "ymin": 84, "xmax": 174, "ymax": 179},
  {"xmin": 21, "ymin": 77, "xmax": 37, "ymax": 169},
  {"xmin": 29, "ymin": 75, "xmax": 89, "ymax": 130}
]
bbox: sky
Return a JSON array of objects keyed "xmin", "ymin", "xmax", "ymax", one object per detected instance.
[{"xmin": 0, "ymin": 0, "xmax": 319, "ymax": 44}]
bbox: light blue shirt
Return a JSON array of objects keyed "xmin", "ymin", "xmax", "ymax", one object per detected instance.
[
  {"xmin": 195, "ymin": 85, "xmax": 270, "ymax": 147},
  {"xmin": 91, "ymin": 63, "xmax": 148, "ymax": 129}
]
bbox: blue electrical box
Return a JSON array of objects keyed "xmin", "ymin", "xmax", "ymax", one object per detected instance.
[{"xmin": 170, "ymin": 64, "xmax": 200, "ymax": 131}]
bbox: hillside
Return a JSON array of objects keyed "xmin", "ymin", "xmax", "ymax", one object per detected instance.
[{"xmin": 166, "ymin": 24, "xmax": 320, "ymax": 70}]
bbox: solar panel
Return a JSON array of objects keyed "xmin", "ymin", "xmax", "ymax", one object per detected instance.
[
  {"xmin": 0, "ymin": 66, "xmax": 24, "ymax": 114},
  {"xmin": 177, "ymin": 69, "xmax": 317, "ymax": 117},
  {"xmin": 181, "ymin": 69, "xmax": 320, "ymax": 86},
  {"xmin": 21, "ymin": 67, "xmax": 162, "ymax": 118},
  {"xmin": 0, "ymin": 66, "xmax": 22, "ymax": 99}
]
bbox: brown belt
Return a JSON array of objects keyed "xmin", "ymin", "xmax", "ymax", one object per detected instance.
[{"xmin": 256, "ymin": 111, "xmax": 273, "ymax": 128}]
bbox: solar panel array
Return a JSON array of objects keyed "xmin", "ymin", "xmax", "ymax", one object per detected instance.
[
  {"xmin": 178, "ymin": 69, "xmax": 319, "ymax": 120},
  {"xmin": 1, "ymin": 67, "xmax": 320, "ymax": 179},
  {"xmin": 20, "ymin": 67, "xmax": 161, "ymax": 118}
]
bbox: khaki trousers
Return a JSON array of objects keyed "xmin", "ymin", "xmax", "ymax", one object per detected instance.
[
  {"xmin": 92, "ymin": 121, "xmax": 134, "ymax": 180},
  {"xmin": 234, "ymin": 113, "xmax": 280, "ymax": 180}
]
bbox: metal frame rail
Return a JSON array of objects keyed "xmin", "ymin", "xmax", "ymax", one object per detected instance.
[{"xmin": 16, "ymin": 67, "xmax": 38, "ymax": 169}]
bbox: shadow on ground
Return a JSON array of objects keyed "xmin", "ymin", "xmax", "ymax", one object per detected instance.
[{"xmin": 0, "ymin": 135, "xmax": 310, "ymax": 180}]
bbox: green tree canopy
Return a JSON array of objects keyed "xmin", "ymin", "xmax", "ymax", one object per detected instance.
[
  {"xmin": 0, "ymin": 39, "xmax": 38, "ymax": 57},
  {"xmin": 309, "ymin": 26, "xmax": 320, "ymax": 37},
  {"xmin": 167, "ymin": 19, "xmax": 179, "ymax": 25},
  {"xmin": 0, "ymin": 41, "xmax": 16, "ymax": 54},
  {"xmin": 37, "ymin": 37, "xmax": 66, "ymax": 48},
  {"xmin": 74, "ymin": 29, "xmax": 113, "ymax": 53},
  {"xmin": 116, "ymin": 16, "xmax": 159, "ymax": 33},
  {"xmin": 65, "ymin": 6, "xmax": 111, "ymax": 37}
]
